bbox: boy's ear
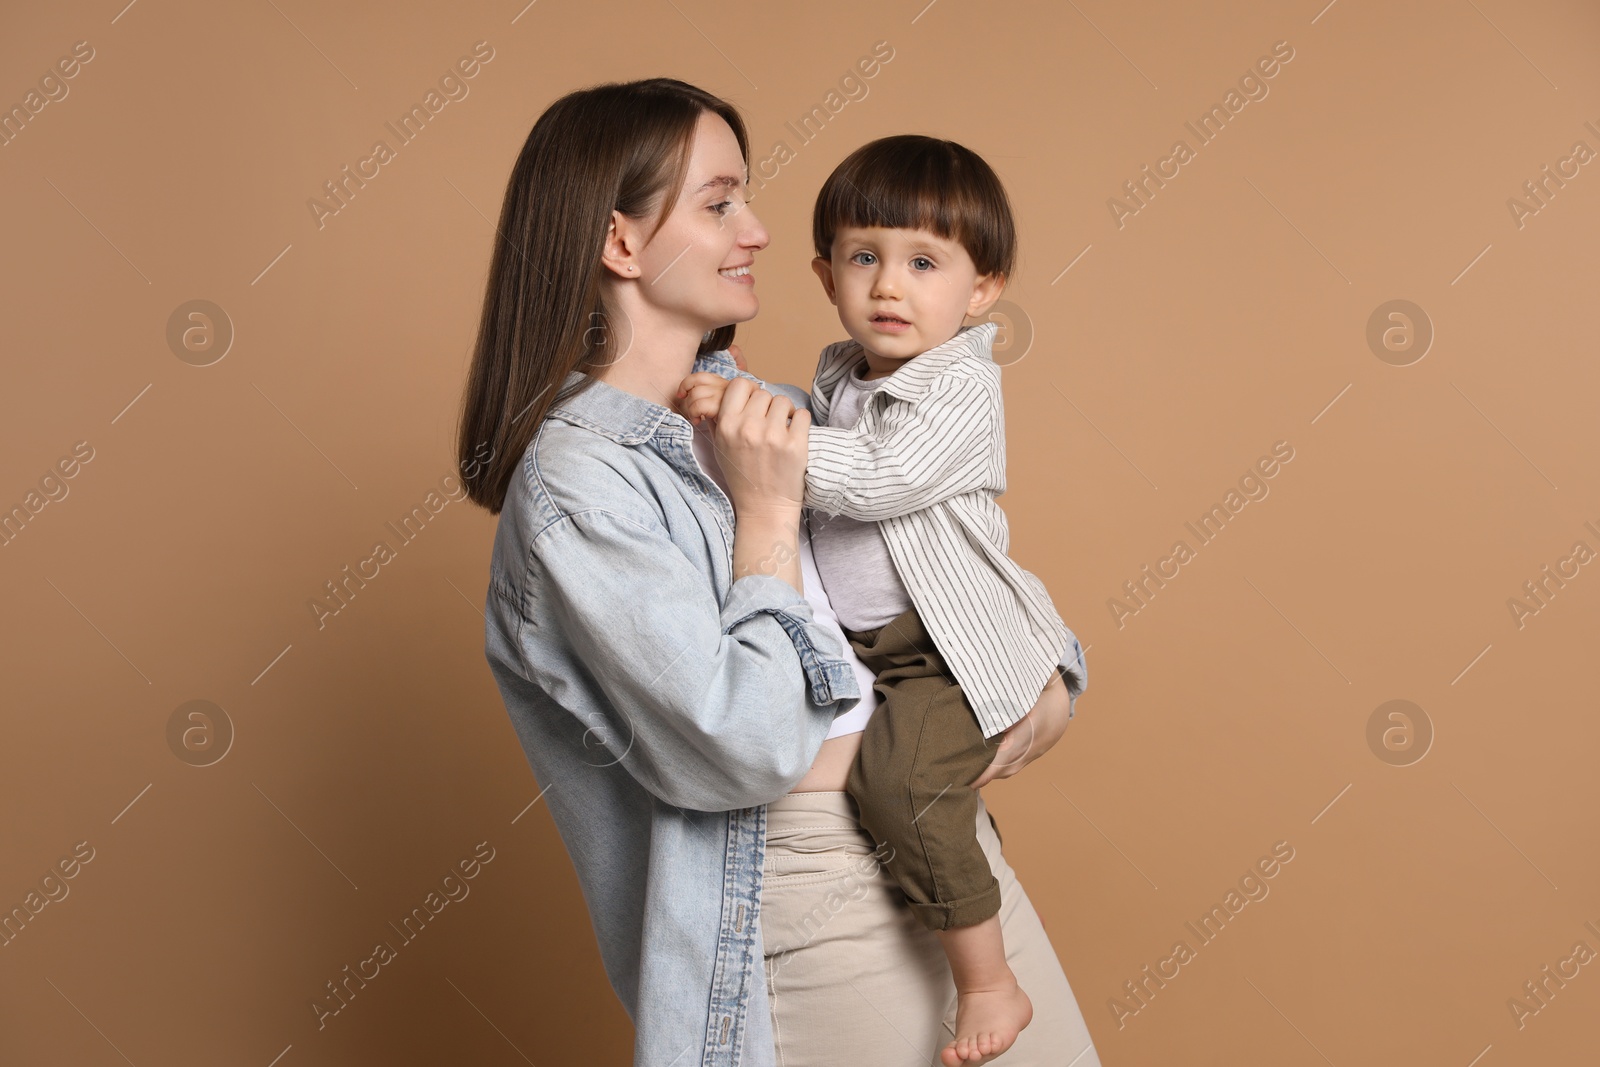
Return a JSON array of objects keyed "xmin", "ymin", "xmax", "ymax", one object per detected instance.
[
  {"xmin": 966, "ymin": 272, "xmax": 1006, "ymax": 319},
  {"xmin": 811, "ymin": 256, "xmax": 838, "ymax": 304}
]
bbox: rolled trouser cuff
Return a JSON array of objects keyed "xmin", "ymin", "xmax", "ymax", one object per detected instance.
[{"xmin": 905, "ymin": 877, "xmax": 1002, "ymax": 932}]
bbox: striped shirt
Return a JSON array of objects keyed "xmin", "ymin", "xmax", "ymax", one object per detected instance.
[{"xmin": 804, "ymin": 321, "xmax": 1087, "ymax": 739}]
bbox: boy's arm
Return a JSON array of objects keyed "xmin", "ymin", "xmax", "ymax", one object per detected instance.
[{"xmin": 804, "ymin": 369, "xmax": 998, "ymax": 521}]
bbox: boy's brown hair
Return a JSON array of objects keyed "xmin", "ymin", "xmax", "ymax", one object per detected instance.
[{"xmin": 812, "ymin": 134, "xmax": 1016, "ymax": 279}]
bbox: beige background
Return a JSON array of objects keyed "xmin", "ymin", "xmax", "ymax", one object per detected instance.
[{"xmin": 3, "ymin": 0, "xmax": 1598, "ymax": 1063}]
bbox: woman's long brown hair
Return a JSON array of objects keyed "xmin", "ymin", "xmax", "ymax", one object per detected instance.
[{"xmin": 457, "ymin": 78, "xmax": 749, "ymax": 513}]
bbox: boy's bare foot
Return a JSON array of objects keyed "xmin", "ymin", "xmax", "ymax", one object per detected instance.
[{"xmin": 940, "ymin": 978, "xmax": 1032, "ymax": 1066}]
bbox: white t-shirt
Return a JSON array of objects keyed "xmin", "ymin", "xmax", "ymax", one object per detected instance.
[{"xmin": 690, "ymin": 423, "xmax": 878, "ymax": 739}]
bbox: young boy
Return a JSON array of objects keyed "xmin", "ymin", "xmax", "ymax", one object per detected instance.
[{"xmin": 676, "ymin": 135, "xmax": 1087, "ymax": 1066}]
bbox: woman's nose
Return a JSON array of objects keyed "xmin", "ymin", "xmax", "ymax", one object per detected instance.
[{"xmin": 737, "ymin": 205, "xmax": 770, "ymax": 251}]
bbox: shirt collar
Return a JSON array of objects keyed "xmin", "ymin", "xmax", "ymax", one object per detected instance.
[
  {"xmin": 547, "ymin": 348, "xmax": 741, "ymax": 446},
  {"xmin": 826, "ymin": 321, "xmax": 999, "ymax": 402}
]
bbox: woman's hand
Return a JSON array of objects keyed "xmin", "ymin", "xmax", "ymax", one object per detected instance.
[
  {"xmin": 704, "ymin": 374, "xmax": 810, "ymax": 514},
  {"xmin": 969, "ymin": 670, "xmax": 1072, "ymax": 790}
]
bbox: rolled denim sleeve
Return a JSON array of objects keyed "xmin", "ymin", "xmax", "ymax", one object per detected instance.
[
  {"xmin": 718, "ymin": 572, "xmax": 860, "ymax": 707},
  {"xmin": 522, "ymin": 507, "xmax": 860, "ymax": 812}
]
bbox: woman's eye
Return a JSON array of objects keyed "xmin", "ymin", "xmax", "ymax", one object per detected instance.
[{"xmin": 710, "ymin": 200, "xmax": 733, "ymax": 216}]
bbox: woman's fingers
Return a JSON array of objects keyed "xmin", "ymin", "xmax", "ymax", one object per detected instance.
[
  {"xmin": 969, "ymin": 675, "xmax": 1072, "ymax": 789},
  {"xmin": 763, "ymin": 391, "xmax": 795, "ymax": 426},
  {"xmin": 676, "ymin": 373, "xmax": 798, "ymax": 439},
  {"xmin": 716, "ymin": 375, "xmax": 763, "ymax": 424},
  {"xmin": 721, "ymin": 380, "xmax": 794, "ymax": 438},
  {"xmin": 969, "ymin": 731, "xmax": 1018, "ymax": 790}
]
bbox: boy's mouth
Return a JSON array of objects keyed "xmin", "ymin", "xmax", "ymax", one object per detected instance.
[{"xmin": 871, "ymin": 313, "xmax": 910, "ymax": 326}]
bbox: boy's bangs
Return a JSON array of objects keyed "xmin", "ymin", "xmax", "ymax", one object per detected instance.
[
  {"xmin": 813, "ymin": 135, "xmax": 1014, "ymax": 278},
  {"xmin": 828, "ymin": 167, "xmax": 972, "ymax": 249}
]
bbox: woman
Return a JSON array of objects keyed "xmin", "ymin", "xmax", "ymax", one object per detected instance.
[{"xmin": 458, "ymin": 77, "xmax": 1100, "ymax": 1066}]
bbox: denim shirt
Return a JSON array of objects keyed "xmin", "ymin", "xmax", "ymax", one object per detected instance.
[{"xmin": 483, "ymin": 349, "xmax": 862, "ymax": 1066}]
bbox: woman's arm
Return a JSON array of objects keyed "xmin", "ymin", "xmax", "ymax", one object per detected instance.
[
  {"xmin": 732, "ymin": 505, "xmax": 803, "ymax": 591},
  {"xmin": 676, "ymin": 360, "xmax": 806, "ymax": 600},
  {"xmin": 522, "ymin": 501, "xmax": 855, "ymax": 813},
  {"xmin": 970, "ymin": 636, "xmax": 1089, "ymax": 789},
  {"xmin": 515, "ymin": 378, "xmax": 839, "ymax": 813},
  {"xmin": 968, "ymin": 666, "xmax": 1073, "ymax": 790},
  {"xmin": 680, "ymin": 368, "xmax": 814, "ymax": 594}
]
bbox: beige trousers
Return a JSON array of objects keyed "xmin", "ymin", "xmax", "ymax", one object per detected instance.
[{"xmin": 761, "ymin": 790, "xmax": 1102, "ymax": 1067}]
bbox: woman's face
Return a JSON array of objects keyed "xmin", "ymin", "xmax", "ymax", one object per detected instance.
[{"xmin": 626, "ymin": 111, "xmax": 769, "ymax": 333}]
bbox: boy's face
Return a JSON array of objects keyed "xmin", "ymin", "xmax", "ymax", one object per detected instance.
[{"xmin": 812, "ymin": 225, "xmax": 1003, "ymax": 370}]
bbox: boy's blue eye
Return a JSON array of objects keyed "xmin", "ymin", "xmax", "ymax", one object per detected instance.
[
  {"xmin": 911, "ymin": 256, "xmax": 935, "ymax": 271},
  {"xmin": 851, "ymin": 251, "xmax": 876, "ymax": 265}
]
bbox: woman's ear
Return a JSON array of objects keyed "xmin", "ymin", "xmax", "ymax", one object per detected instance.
[
  {"xmin": 601, "ymin": 209, "xmax": 642, "ymax": 280},
  {"xmin": 966, "ymin": 272, "xmax": 1006, "ymax": 318},
  {"xmin": 811, "ymin": 255, "xmax": 838, "ymax": 304}
]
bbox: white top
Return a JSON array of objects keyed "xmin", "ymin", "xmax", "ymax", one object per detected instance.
[{"xmin": 690, "ymin": 422, "xmax": 879, "ymax": 739}]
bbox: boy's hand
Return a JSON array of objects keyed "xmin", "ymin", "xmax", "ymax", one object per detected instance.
[{"xmin": 675, "ymin": 371, "xmax": 734, "ymax": 427}]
